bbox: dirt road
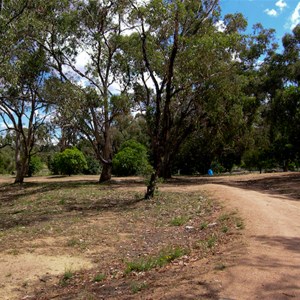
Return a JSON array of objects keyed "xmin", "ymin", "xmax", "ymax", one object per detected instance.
[{"xmin": 200, "ymin": 173, "xmax": 300, "ymax": 299}]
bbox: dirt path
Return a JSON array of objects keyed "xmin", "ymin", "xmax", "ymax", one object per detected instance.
[{"xmin": 201, "ymin": 180, "xmax": 300, "ymax": 299}]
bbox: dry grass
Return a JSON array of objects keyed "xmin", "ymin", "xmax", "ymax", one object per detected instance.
[{"xmin": 0, "ymin": 177, "xmax": 243, "ymax": 299}]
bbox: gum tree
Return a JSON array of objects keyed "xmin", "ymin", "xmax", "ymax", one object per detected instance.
[
  {"xmin": 125, "ymin": 0, "xmax": 255, "ymax": 197},
  {"xmin": 34, "ymin": 0, "xmax": 132, "ymax": 182},
  {"xmin": 0, "ymin": 1, "xmax": 52, "ymax": 183}
]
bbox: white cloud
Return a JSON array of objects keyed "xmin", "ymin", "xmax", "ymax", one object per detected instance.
[
  {"xmin": 290, "ymin": 2, "xmax": 300, "ymax": 30},
  {"xmin": 264, "ymin": 0, "xmax": 287, "ymax": 17},
  {"xmin": 265, "ymin": 8, "xmax": 278, "ymax": 17},
  {"xmin": 108, "ymin": 82, "xmax": 121, "ymax": 95},
  {"xmin": 276, "ymin": 0, "xmax": 287, "ymax": 11},
  {"xmin": 0, "ymin": 120, "xmax": 13, "ymax": 131},
  {"xmin": 75, "ymin": 51, "xmax": 91, "ymax": 74},
  {"xmin": 264, "ymin": 8, "xmax": 278, "ymax": 17},
  {"xmin": 215, "ymin": 20, "xmax": 226, "ymax": 32}
]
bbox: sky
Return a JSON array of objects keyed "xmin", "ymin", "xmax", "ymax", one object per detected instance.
[{"xmin": 220, "ymin": 0, "xmax": 300, "ymax": 45}]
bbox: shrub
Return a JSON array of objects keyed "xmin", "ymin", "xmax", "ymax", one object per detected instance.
[
  {"xmin": 112, "ymin": 140, "xmax": 152, "ymax": 176},
  {"xmin": 27, "ymin": 156, "xmax": 43, "ymax": 177},
  {"xmin": 0, "ymin": 149, "xmax": 15, "ymax": 174},
  {"xmin": 49, "ymin": 153, "xmax": 60, "ymax": 175},
  {"xmin": 83, "ymin": 155, "xmax": 101, "ymax": 175},
  {"xmin": 49, "ymin": 148, "xmax": 87, "ymax": 176}
]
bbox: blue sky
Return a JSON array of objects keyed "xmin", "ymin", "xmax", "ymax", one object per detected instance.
[{"xmin": 220, "ymin": 0, "xmax": 300, "ymax": 45}]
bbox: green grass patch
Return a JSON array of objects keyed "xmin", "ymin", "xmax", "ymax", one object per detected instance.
[
  {"xmin": 130, "ymin": 281, "xmax": 148, "ymax": 294},
  {"xmin": 207, "ymin": 234, "xmax": 217, "ymax": 248},
  {"xmin": 93, "ymin": 273, "xmax": 106, "ymax": 282},
  {"xmin": 125, "ymin": 246, "xmax": 188, "ymax": 274},
  {"xmin": 200, "ymin": 222, "xmax": 208, "ymax": 230},
  {"xmin": 218, "ymin": 211, "xmax": 245, "ymax": 230},
  {"xmin": 195, "ymin": 234, "xmax": 218, "ymax": 250},
  {"xmin": 60, "ymin": 269, "xmax": 74, "ymax": 286},
  {"xmin": 218, "ymin": 213, "xmax": 231, "ymax": 222},
  {"xmin": 222, "ymin": 225, "xmax": 229, "ymax": 233},
  {"xmin": 170, "ymin": 216, "xmax": 189, "ymax": 226}
]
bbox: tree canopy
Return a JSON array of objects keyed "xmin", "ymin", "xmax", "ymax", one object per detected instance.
[{"xmin": 0, "ymin": 0, "xmax": 299, "ymax": 195}]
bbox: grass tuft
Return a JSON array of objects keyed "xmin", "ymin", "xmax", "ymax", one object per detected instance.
[
  {"xmin": 93, "ymin": 273, "xmax": 106, "ymax": 282},
  {"xmin": 130, "ymin": 281, "xmax": 148, "ymax": 294},
  {"xmin": 200, "ymin": 222, "xmax": 208, "ymax": 230},
  {"xmin": 170, "ymin": 216, "xmax": 189, "ymax": 226},
  {"xmin": 207, "ymin": 234, "xmax": 217, "ymax": 248},
  {"xmin": 125, "ymin": 246, "xmax": 188, "ymax": 274},
  {"xmin": 60, "ymin": 268, "xmax": 74, "ymax": 286}
]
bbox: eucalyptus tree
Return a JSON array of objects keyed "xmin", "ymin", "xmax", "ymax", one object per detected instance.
[
  {"xmin": 0, "ymin": 2, "xmax": 53, "ymax": 183},
  {"xmin": 33, "ymin": 0, "xmax": 132, "ymax": 182},
  {"xmin": 124, "ymin": 0, "xmax": 270, "ymax": 197},
  {"xmin": 263, "ymin": 24, "xmax": 300, "ymax": 169},
  {"xmin": 123, "ymin": 0, "xmax": 221, "ymax": 196},
  {"xmin": 206, "ymin": 19, "xmax": 279, "ymax": 172}
]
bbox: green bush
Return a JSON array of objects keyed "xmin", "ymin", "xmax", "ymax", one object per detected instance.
[
  {"xmin": 49, "ymin": 153, "xmax": 60, "ymax": 175},
  {"xmin": 83, "ymin": 155, "xmax": 101, "ymax": 175},
  {"xmin": 49, "ymin": 148, "xmax": 88, "ymax": 176},
  {"xmin": 27, "ymin": 156, "xmax": 43, "ymax": 177},
  {"xmin": 0, "ymin": 149, "xmax": 15, "ymax": 174},
  {"xmin": 112, "ymin": 140, "xmax": 152, "ymax": 176}
]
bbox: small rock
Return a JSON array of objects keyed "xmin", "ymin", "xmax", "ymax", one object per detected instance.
[
  {"xmin": 208, "ymin": 222, "xmax": 217, "ymax": 227},
  {"xmin": 185, "ymin": 226, "xmax": 194, "ymax": 231}
]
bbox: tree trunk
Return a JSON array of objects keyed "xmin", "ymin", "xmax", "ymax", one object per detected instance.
[
  {"xmin": 145, "ymin": 172, "xmax": 158, "ymax": 199},
  {"xmin": 14, "ymin": 149, "xmax": 28, "ymax": 184},
  {"xmin": 159, "ymin": 152, "xmax": 172, "ymax": 179},
  {"xmin": 15, "ymin": 162, "xmax": 25, "ymax": 184},
  {"xmin": 99, "ymin": 120, "xmax": 112, "ymax": 183},
  {"xmin": 100, "ymin": 163, "xmax": 112, "ymax": 182}
]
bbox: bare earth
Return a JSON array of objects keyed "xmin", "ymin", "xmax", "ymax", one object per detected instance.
[
  {"xmin": 202, "ymin": 180, "xmax": 300, "ymax": 299},
  {"xmin": 0, "ymin": 172, "xmax": 299, "ymax": 299}
]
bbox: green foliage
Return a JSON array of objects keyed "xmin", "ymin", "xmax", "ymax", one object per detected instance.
[
  {"xmin": 49, "ymin": 148, "xmax": 87, "ymax": 176},
  {"xmin": 112, "ymin": 140, "xmax": 152, "ymax": 176},
  {"xmin": 0, "ymin": 148, "xmax": 15, "ymax": 174},
  {"xmin": 27, "ymin": 156, "xmax": 43, "ymax": 177},
  {"xmin": 83, "ymin": 155, "xmax": 101, "ymax": 175}
]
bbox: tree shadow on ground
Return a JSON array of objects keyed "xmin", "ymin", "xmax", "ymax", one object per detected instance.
[
  {"xmin": 0, "ymin": 178, "xmax": 145, "ymax": 203},
  {"xmin": 219, "ymin": 236, "xmax": 300, "ymax": 299},
  {"xmin": 218, "ymin": 173, "xmax": 300, "ymax": 201},
  {"xmin": 0, "ymin": 181, "xmax": 97, "ymax": 202},
  {"xmin": 0, "ymin": 179, "xmax": 146, "ymax": 230},
  {"xmin": 167, "ymin": 173, "xmax": 300, "ymax": 201},
  {"xmin": 254, "ymin": 235, "xmax": 300, "ymax": 253}
]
